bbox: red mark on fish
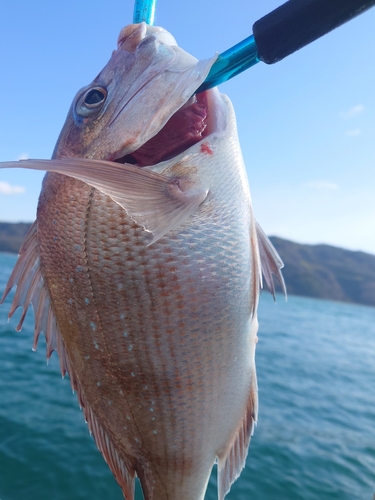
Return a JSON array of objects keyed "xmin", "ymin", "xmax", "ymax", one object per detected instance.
[{"xmin": 200, "ymin": 142, "xmax": 213, "ymax": 155}]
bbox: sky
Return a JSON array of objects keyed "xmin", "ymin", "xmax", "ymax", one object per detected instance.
[{"xmin": 0, "ymin": 0, "xmax": 374, "ymax": 253}]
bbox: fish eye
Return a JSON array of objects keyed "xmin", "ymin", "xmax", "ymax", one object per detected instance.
[
  {"xmin": 75, "ymin": 86, "xmax": 107, "ymax": 118},
  {"xmin": 83, "ymin": 88, "xmax": 106, "ymax": 107}
]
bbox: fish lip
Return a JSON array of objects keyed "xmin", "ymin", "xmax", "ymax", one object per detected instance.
[
  {"xmin": 111, "ymin": 88, "xmax": 225, "ymax": 166},
  {"xmin": 204, "ymin": 87, "xmax": 227, "ymax": 138}
]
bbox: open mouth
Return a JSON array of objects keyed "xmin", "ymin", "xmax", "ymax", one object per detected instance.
[{"xmin": 114, "ymin": 91, "xmax": 210, "ymax": 167}]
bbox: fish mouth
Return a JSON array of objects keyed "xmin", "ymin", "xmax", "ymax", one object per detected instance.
[{"xmin": 113, "ymin": 90, "xmax": 213, "ymax": 167}]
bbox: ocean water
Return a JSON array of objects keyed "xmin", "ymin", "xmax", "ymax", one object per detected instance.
[{"xmin": 0, "ymin": 252, "xmax": 374, "ymax": 500}]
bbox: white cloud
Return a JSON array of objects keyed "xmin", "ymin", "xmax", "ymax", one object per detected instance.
[
  {"xmin": 346, "ymin": 129, "xmax": 361, "ymax": 137},
  {"xmin": 303, "ymin": 181, "xmax": 338, "ymax": 190},
  {"xmin": 17, "ymin": 153, "xmax": 29, "ymax": 160},
  {"xmin": 340, "ymin": 104, "xmax": 364, "ymax": 118},
  {"xmin": 0, "ymin": 181, "xmax": 26, "ymax": 194}
]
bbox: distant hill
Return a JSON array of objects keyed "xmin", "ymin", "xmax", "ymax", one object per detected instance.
[
  {"xmin": 0, "ymin": 222, "xmax": 32, "ymax": 254},
  {"xmin": 0, "ymin": 222, "xmax": 374, "ymax": 307},
  {"xmin": 270, "ymin": 236, "xmax": 375, "ymax": 307}
]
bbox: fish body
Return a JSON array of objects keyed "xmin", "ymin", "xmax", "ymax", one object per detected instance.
[{"xmin": 1, "ymin": 23, "xmax": 284, "ymax": 500}]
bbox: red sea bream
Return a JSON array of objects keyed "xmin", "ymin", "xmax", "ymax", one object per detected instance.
[{"xmin": 1, "ymin": 23, "xmax": 285, "ymax": 500}]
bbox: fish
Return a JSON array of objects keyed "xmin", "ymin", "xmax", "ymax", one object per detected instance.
[{"xmin": 0, "ymin": 22, "xmax": 285, "ymax": 500}]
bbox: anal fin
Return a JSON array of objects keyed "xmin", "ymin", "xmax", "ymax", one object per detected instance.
[{"xmin": 217, "ymin": 370, "xmax": 258, "ymax": 500}]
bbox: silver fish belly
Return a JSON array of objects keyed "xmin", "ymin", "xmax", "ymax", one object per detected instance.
[{"xmin": 1, "ymin": 23, "xmax": 285, "ymax": 500}]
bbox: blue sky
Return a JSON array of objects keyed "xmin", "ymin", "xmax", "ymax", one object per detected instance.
[{"xmin": 0, "ymin": 0, "xmax": 374, "ymax": 253}]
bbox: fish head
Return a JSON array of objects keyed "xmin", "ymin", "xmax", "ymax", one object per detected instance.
[{"xmin": 53, "ymin": 23, "xmax": 217, "ymax": 164}]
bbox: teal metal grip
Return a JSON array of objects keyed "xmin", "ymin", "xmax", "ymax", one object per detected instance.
[
  {"xmin": 133, "ymin": 0, "xmax": 157, "ymax": 24},
  {"xmin": 196, "ymin": 35, "xmax": 260, "ymax": 93},
  {"xmin": 197, "ymin": 0, "xmax": 375, "ymax": 92}
]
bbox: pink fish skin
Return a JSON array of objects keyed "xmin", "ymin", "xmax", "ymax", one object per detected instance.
[{"xmin": 1, "ymin": 23, "xmax": 285, "ymax": 500}]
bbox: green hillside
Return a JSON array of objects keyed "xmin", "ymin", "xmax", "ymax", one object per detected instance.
[
  {"xmin": 0, "ymin": 222, "xmax": 32, "ymax": 254},
  {"xmin": 270, "ymin": 236, "xmax": 375, "ymax": 307}
]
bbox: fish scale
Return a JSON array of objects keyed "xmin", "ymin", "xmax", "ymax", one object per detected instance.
[
  {"xmin": 37, "ymin": 113, "xmax": 255, "ymax": 499},
  {"xmin": 0, "ymin": 23, "xmax": 285, "ymax": 499}
]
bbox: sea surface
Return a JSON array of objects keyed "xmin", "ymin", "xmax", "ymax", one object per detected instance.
[{"xmin": 0, "ymin": 252, "xmax": 374, "ymax": 500}]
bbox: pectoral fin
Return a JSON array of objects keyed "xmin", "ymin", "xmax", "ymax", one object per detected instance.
[{"xmin": 0, "ymin": 159, "xmax": 209, "ymax": 243}]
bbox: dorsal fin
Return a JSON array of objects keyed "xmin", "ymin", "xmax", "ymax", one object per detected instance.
[
  {"xmin": 1, "ymin": 220, "xmax": 136, "ymax": 498},
  {"xmin": 255, "ymin": 220, "xmax": 286, "ymax": 300},
  {"xmin": 85, "ymin": 405, "xmax": 136, "ymax": 499},
  {"xmin": 0, "ymin": 221, "xmax": 65, "ymax": 361},
  {"xmin": 217, "ymin": 362, "xmax": 258, "ymax": 500}
]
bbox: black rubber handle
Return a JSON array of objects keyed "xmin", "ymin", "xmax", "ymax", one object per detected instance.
[{"xmin": 253, "ymin": 0, "xmax": 375, "ymax": 64}]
